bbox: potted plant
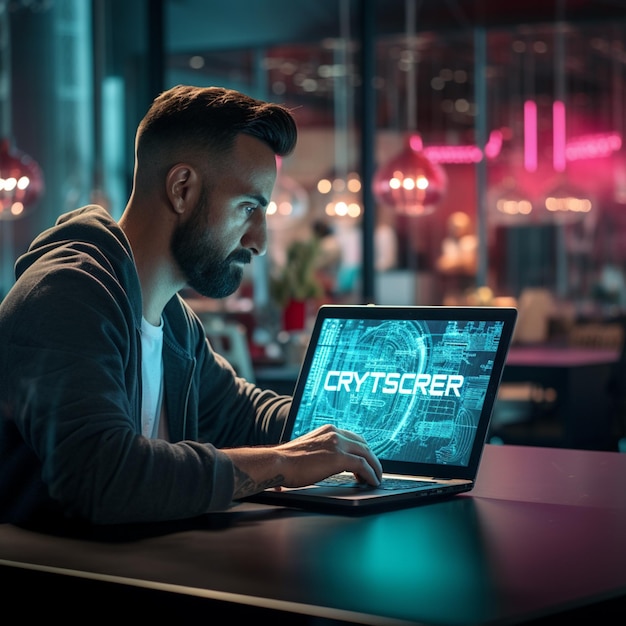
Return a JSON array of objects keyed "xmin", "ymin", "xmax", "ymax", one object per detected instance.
[{"xmin": 270, "ymin": 238, "xmax": 324, "ymax": 330}]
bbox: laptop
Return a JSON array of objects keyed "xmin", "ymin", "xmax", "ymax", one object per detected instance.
[{"xmin": 246, "ymin": 304, "xmax": 517, "ymax": 513}]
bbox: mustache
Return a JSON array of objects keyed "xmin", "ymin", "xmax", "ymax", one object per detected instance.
[{"xmin": 228, "ymin": 249, "xmax": 253, "ymax": 265}]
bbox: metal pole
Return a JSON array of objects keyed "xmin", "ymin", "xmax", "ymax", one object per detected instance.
[
  {"xmin": 358, "ymin": 0, "xmax": 376, "ymax": 303},
  {"xmin": 474, "ymin": 26, "xmax": 488, "ymax": 287}
]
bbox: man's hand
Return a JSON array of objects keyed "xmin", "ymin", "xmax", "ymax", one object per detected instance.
[{"xmin": 224, "ymin": 424, "xmax": 383, "ymax": 500}]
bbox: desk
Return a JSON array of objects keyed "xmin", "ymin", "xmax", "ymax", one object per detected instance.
[
  {"xmin": 500, "ymin": 346, "xmax": 620, "ymax": 450},
  {"xmin": 1, "ymin": 445, "xmax": 625, "ymax": 624}
]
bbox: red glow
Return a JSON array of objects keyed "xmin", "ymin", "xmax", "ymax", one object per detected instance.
[
  {"xmin": 381, "ymin": 124, "xmax": 620, "ymax": 177},
  {"xmin": 409, "ymin": 134, "xmax": 424, "ymax": 151},
  {"xmin": 424, "ymin": 145, "xmax": 483, "ymax": 163},
  {"xmin": 484, "ymin": 130, "xmax": 503, "ymax": 159},
  {"xmin": 565, "ymin": 132, "xmax": 622, "ymax": 161},
  {"xmin": 423, "ymin": 130, "xmax": 503, "ymax": 164},
  {"xmin": 0, "ymin": 138, "xmax": 45, "ymax": 220},
  {"xmin": 524, "ymin": 100, "xmax": 537, "ymax": 172},
  {"xmin": 373, "ymin": 135, "xmax": 447, "ymax": 215}
]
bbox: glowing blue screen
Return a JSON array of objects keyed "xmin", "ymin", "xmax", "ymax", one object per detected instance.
[{"xmin": 291, "ymin": 317, "xmax": 505, "ymax": 467}]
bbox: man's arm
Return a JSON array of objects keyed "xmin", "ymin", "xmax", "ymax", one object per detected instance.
[{"xmin": 224, "ymin": 424, "xmax": 383, "ymax": 499}]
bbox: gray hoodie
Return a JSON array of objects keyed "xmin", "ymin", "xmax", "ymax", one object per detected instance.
[{"xmin": 0, "ymin": 205, "xmax": 289, "ymax": 526}]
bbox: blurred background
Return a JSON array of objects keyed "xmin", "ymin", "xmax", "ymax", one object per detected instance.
[{"xmin": 2, "ymin": 0, "xmax": 626, "ymax": 339}]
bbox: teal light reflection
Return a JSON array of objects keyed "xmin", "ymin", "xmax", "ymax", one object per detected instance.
[{"xmin": 302, "ymin": 499, "xmax": 498, "ymax": 625}]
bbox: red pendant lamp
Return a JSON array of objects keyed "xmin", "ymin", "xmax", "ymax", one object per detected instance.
[
  {"xmin": 373, "ymin": 134, "xmax": 447, "ymax": 216},
  {"xmin": 372, "ymin": 1, "xmax": 446, "ymax": 216},
  {"xmin": 0, "ymin": 2, "xmax": 45, "ymax": 299},
  {"xmin": 0, "ymin": 137, "xmax": 44, "ymax": 219},
  {"xmin": 0, "ymin": 3, "xmax": 44, "ymax": 220}
]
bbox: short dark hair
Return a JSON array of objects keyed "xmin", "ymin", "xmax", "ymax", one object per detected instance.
[{"xmin": 135, "ymin": 85, "xmax": 298, "ymax": 165}]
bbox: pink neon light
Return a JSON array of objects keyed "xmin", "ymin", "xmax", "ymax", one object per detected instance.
[
  {"xmin": 424, "ymin": 145, "xmax": 483, "ymax": 163},
  {"xmin": 484, "ymin": 129, "xmax": 503, "ymax": 159},
  {"xmin": 524, "ymin": 100, "xmax": 537, "ymax": 172},
  {"xmin": 409, "ymin": 135, "xmax": 424, "ymax": 151},
  {"xmin": 405, "ymin": 126, "xmax": 621, "ymax": 167},
  {"xmin": 565, "ymin": 132, "xmax": 622, "ymax": 161},
  {"xmin": 553, "ymin": 100, "xmax": 566, "ymax": 172},
  {"xmin": 422, "ymin": 130, "xmax": 503, "ymax": 164}
]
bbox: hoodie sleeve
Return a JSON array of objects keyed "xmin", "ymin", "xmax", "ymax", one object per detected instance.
[{"xmin": 0, "ymin": 208, "xmax": 288, "ymax": 524}]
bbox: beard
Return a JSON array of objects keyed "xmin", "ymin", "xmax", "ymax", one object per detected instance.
[{"xmin": 171, "ymin": 188, "xmax": 252, "ymax": 298}]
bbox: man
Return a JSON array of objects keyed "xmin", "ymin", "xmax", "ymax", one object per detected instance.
[{"xmin": 0, "ymin": 85, "xmax": 382, "ymax": 526}]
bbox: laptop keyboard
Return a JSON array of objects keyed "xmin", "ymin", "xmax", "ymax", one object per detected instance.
[{"xmin": 318, "ymin": 474, "xmax": 434, "ymax": 491}]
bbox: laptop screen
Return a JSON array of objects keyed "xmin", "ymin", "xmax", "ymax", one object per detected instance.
[{"xmin": 284, "ymin": 305, "xmax": 517, "ymax": 480}]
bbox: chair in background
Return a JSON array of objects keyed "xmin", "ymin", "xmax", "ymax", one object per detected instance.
[
  {"xmin": 489, "ymin": 287, "xmax": 560, "ymax": 446},
  {"xmin": 200, "ymin": 315, "xmax": 256, "ymax": 383},
  {"xmin": 490, "ymin": 317, "xmax": 626, "ymax": 450},
  {"xmin": 489, "ymin": 382, "xmax": 561, "ymax": 447},
  {"xmin": 568, "ymin": 320, "xmax": 625, "ymax": 349}
]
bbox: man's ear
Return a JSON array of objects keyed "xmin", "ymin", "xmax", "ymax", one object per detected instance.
[{"xmin": 166, "ymin": 163, "xmax": 200, "ymax": 215}]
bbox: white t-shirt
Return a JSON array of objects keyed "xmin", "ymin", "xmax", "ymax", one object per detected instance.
[{"xmin": 140, "ymin": 316, "xmax": 167, "ymax": 439}]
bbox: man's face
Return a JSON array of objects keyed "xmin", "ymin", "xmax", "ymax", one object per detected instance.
[{"xmin": 171, "ymin": 134, "xmax": 277, "ymax": 298}]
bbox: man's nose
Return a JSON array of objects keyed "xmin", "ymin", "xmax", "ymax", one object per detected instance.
[{"xmin": 242, "ymin": 211, "xmax": 268, "ymax": 256}]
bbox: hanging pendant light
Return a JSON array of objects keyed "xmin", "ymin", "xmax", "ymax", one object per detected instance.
[
  {"xmin": 488, "ymin": 36, "xmax": 534, "ymax": 224},
  {"xmin": 314, "ymin": 0, "xmax": 361, "ymax": 222},
  {"xmin": 0, "ymin": 4, "xmax": 44, "ymax": 220},
  {"xmin": 267, "ymin": 156, "xmax": 309, "ymax": 229},
  {"xmin": 540, "ymin": 5, "xmax": 593, "ymax": 226},
  {"xmin": 0, "ymin": 2, "xmax": 45, "ymax": 298},
  {"xmin": 372, "ymin": 0, "xmax": 445, "ymax": 217},
  {"xmin": 0, "ymin": 138, "xmax": 44, "ymax": 220},
  {"xmin": 541, "ymin": 175, "xmax": 593, "ymax": 224},
  {"xmin": 317, "ymin": 168, "xmax": 362, "ymax": 219},
  {"xmin": 265, "ymin": 156, "xmax": 310, "ymax": 276},
  {"xmin": 372, "ymin": 134, "xmax": 446, "ymax": 216},
  {"xmin": 488, "ymin": 173, "xmax": 534, "ymax": 225}
]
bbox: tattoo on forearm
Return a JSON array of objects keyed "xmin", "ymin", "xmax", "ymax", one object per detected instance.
[{"xmin": 232, "ymin": 466, "xmax": 285, "ymax": 499}]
